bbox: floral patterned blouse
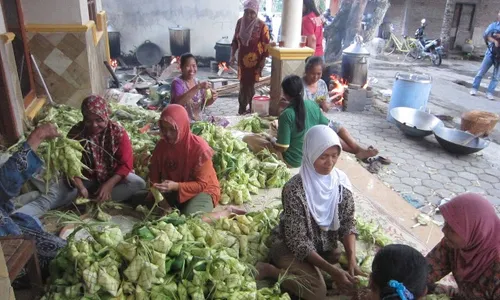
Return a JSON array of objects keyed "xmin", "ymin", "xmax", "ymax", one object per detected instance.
[
  {"xmin": 427, "ymin": 239, "xmax": 500, "ymax": 300},
  {"xmin": 231, "ymin": 18, "xmax": 270, "ymax": 84},
  {"xmin": 269, "ymin": 174, "xmax": 357, "ymax": 261}
]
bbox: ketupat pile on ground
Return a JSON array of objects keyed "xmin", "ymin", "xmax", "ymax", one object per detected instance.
[
  {"xmin": 42, "ymin": 207, "xmax": 290, "ymax": 300},
  {"xmin": 191, "ymin": 122, "xmax": 290, "ymax": 205}
]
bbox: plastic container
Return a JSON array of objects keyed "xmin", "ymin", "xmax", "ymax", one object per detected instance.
[
  {"xmin": 387, "ymin": 72, "xmax": 432, "ymax": 123},
  {"xmin": 252, "ymin": 96, "xmax": 270, "ymax": 117}
]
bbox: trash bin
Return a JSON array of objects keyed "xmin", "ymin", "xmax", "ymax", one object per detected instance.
[{"xmin": 387, "ymin": 72, "xmax": 432, "ymax": 122}]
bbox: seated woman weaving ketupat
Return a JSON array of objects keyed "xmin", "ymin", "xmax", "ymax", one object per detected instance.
[
  {"xmin": 147, "ymin": 104, "xmax": 244, "ymax": 221},
  {"xmin": 170, "ymin": 53, "xmax": 227, "ymax": 126},
  {"xmin": 17, "ymin": 95, "xmax": 146, "ymax": 217},
  {"xmin": 256, "ymin": 125, "xmax": 364, "ymax": 299}
]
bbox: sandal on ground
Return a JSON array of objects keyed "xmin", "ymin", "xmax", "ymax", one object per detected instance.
[{"xmin": 362, "ymin": 155, "xmax": 391, "ymax": 165}]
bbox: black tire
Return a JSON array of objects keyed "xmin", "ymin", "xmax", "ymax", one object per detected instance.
[{"xmin": 431, "ymin": 51, "xmax": 442, "ymax": 66}]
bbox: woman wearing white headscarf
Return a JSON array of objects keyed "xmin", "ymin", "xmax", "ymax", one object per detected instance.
[{"xmin": 256, "ymin": 125, "xmax": 363, "ymax": 300}]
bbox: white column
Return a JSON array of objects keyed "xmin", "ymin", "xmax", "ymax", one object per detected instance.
[
  {"xmin": 265, "ymin": 0, "xmax": 273, "ymax": 13},
  {"xmin": 280, "ymin": 0, "xmax": 303, "ymax": 48}
]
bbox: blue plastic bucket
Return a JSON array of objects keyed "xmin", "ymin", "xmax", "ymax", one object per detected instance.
[{"xmin": 387, "ymin": 72, "xmax": 432, "ymax": 123}]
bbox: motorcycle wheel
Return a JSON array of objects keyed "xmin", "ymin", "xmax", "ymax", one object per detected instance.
[{"xmin": 431, "ymin": 51, "xmax": 442, "ymax": 66}]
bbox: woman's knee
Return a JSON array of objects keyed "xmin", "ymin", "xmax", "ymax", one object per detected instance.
[{"xmin": 126, "ymin": 174, "xmax": 146, "ymax": 191}]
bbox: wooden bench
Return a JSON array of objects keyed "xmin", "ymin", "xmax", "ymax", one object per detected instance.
[{"xmin": 0, "ymin": 236, "xmax": 43, "ymax": 298}]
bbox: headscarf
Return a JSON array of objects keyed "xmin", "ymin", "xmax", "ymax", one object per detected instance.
[
  {"xmin": 239, "ymin": 0, "xmax": 260, "ymax": 47},
  {"xmin": 440, "ymin": 193, "xmax": 500, "ymax": 282},
  {"xmin": 157, "ymin": 104, "xmax": 214, "ymax": 182},
  {"xmin": 70, "ymin": 95, "xmax": 124, "ymax": 183},
  {"xmin": 299, "ymin": 125, "xmax": 352, "ymax": 231}
]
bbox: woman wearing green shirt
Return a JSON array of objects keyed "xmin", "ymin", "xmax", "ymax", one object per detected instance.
[
  {"xmin": 275, "ymin": 75, "xmax": 330, "ymax": 167},
  {"xmin": 274, "ymin": 75, "xmax": 380, "ymax": 168}
]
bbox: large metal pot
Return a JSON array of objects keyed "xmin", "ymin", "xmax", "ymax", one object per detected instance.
[
  {"xmin": 136, "ymin": 40, "xmax": 163, "ymax": 66},
  {"xmin": 169, "ymin": 26, "xmax": 191, "ymax": 56},
  {"xmin": 341, "ymin": 36, "xmax": 370, "ymax": 86},
  {"xmin": 214, "ymin": 36, "xmax": 232, "ymax": 63},
  {"xmin": 107, "ymin": 24, "xmax": 121, "ymax": 59}
]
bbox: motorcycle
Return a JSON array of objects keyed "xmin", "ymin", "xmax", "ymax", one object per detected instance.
[{"xmin": 408, "ymin": 19, "xmax": 443, "ymax": 66}]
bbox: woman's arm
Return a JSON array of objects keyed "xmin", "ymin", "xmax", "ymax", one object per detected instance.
[
  {"xmin": 302, "ymin": 17, "xmax": 316, "ymax": 49},
  {"xmin": 231, "ymin": 19, "xmax": 241, "ymax": 63},
  {"xmin": 0, "ymin": 124, "xmax": 58, "ymax": 202},
  {"xmin": 96, "ymin": 131, "xmax": 134, "ymax": 201},
  {"xmin": 338, "ymin": 188, "xmax": 360, "ymax": 275},
  {"xmin": 171, "ymin": 79, "xmax": 205, "ymax": 107},
  {"xmin": 175, "ymin": 160, "xmax": 214, "ymax": 203},
  {"xmin": 426, "ymin": 239, "xmax": 453, "ymax": 291},
  {"xmin": 275, "ymin": 112, "xmax": 291, "ymax": 152}
]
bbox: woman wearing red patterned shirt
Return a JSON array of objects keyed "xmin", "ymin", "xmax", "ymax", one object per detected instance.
[
  {"xmin": 17, "ymin": 96, "xmax": 146, "ymax": 217},
  {"xmin": 302, "ymin": 0, "xmax": 324, "ymax": 56},
  {"xmin": 426, "ymin": 193, "xmax": 500, "ymax": 299},
  {"xmin": 67, "ymin": 95, "xmax": 146, "ymax": 202}
]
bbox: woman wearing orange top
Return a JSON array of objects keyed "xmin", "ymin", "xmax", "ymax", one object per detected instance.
[
  {"xmin": 148, "ymin": 104, "xmax": 245, "ymax": 220},
  {"xmin": 230, "ymin": 0, "xmax": 270, "ymax": 115},
  {"xmin": 149, "ymin": 104, "xmax": 219, "ymax": 215}
]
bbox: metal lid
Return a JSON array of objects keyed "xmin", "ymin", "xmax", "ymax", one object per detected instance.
[
  {"xmin": 169, "ymin": 25, "xmax": 189, "ymax": 31},
  {"xmin": 395, "ymin": 72, "xmax": 432, "ymax": 83},
  {"xmin": 343, "ymin": 35, "xmax": 370, "ymax": 55},
  {"xmin": 216, "ymin": 36, "xmax": 231, "ymax": 45}
]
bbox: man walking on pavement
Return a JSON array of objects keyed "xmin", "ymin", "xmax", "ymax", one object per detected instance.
[{"xmin": 470, "ymin": 10, "xmax": 500, "ymax": 101}]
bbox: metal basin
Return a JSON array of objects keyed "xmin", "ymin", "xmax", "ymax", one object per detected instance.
[
  {"xmin": 433, "ymin": 126, "xmax": 490, "ymax": 155},
  {"xmin": 390, "ymin": 107, "xmax": 443, "ymax": 137}
]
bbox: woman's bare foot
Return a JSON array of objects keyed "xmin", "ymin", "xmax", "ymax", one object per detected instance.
[
  {"xmin": 355, "ymin": 146, "xmax": 379, "ymax": 160},
  {"xmin": 255, "ymin": 262, "xmax": 279, "ymax": 280},
  {"xmin": 228, "ymin": 205, "xmax": 247, "ymax": 215}
]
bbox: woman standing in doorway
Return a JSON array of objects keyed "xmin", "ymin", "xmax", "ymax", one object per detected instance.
[{"xmin": 231, "ymin": 0, "xmax": 270, "ymax": 115}]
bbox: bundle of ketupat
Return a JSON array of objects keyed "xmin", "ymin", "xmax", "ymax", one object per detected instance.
[
  {"xmin": 191, "ymin": 122, "xmax": 291, "ymax": 205},
  {"xmin": 42, "ymin": 207, "xmax": 290, "ymax": 300},
  {"xmin": 32, "ymin": 106, "xmax": 89, "ymax": 190},
  {"xmin": 234, "ymin": 114, "xmax": 270, "ymax": 133}
]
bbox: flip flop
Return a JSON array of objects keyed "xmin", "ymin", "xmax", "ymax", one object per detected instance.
[{"xmin": 377, "ymin": 156, "xmax": 391, "ymax": 165}]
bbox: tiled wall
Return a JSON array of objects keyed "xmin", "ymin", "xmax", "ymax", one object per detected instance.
[
  {"xmin": 27, "ymin": 30, "xmax": 107, "ymax": 108},
  {"xmin": 269, "ymin": 58, "xmax": 305, "ymax": 114}
]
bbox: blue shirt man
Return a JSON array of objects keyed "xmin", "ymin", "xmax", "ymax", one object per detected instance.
[{"xmin": 471, "ymin": 11, "xmax": 500, "ymax": 100}]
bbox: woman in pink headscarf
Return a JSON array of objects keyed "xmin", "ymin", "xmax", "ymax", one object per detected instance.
[
  {"xmin": 231, "ymin": 0, "xmax": 270, "ymax": 115},
  {"xmin": 426, "ymin": 193, "xmax": 500, "ymax": 299}
]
